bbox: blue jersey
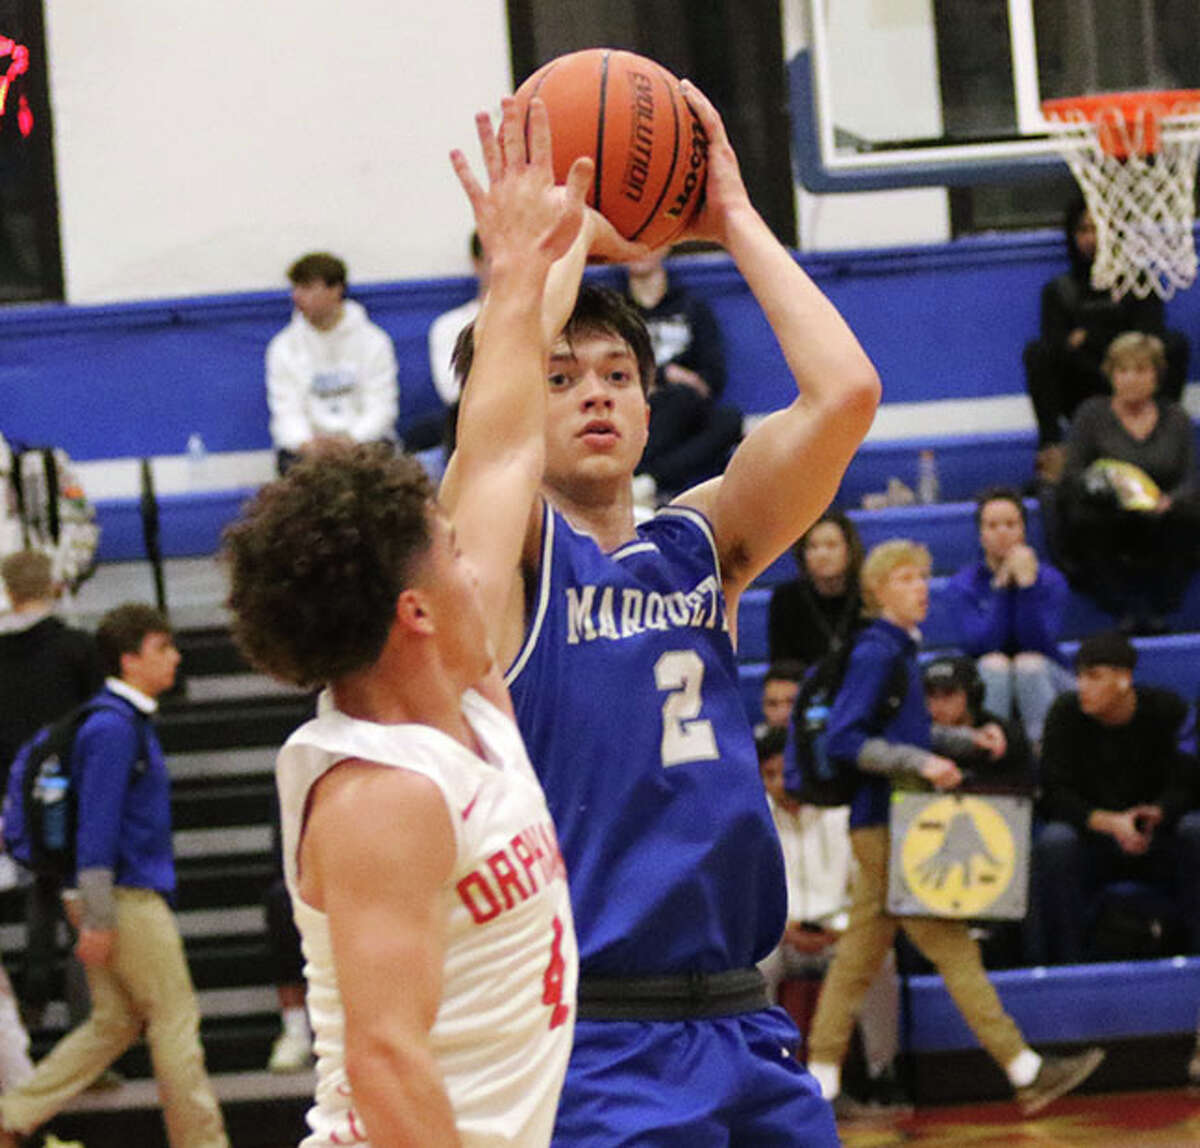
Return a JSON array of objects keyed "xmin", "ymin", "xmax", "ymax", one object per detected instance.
[{"xmin": 506, "ymin": 503, "xmax": 786, "ymax": 975}]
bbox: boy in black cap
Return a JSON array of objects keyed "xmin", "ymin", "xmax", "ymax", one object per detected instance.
[
  {"xmin": 922, "ymin": 656, "xmax": 1033, "ymax": 787},
  {"xmin": 1030, "ymin": 631, "xmax": 1200, "ymax": 963}
]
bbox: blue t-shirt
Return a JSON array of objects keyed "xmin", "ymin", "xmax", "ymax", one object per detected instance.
[{"xmin": 506, "ymin": 504, "xmax": 786, "ymax": 975}]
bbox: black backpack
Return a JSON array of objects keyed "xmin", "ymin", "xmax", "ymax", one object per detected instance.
[
  {"xmin": 4, "ymin": 698, "xmax": 144, "ymax": 880},
  {"xmin": 782, "ymin": 634, "xmax": 908, "ymax": 807}
]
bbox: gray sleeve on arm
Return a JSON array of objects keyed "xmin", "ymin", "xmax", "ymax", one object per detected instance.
[
  {"xmin": 932, "ymin": 724, "xmax": 979, "ymax": 759},
  {"xmin": 77, "ymin": 868, "xmax": 116, "ymax": 931},
  {"xmin": 857, "ymin": 739, "xmax": 930, "ymax": 779}
]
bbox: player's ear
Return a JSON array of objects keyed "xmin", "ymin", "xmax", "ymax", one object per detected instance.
[{"xmin": 395, "ymin": 588, "xmax": 436, "ymax": 636}]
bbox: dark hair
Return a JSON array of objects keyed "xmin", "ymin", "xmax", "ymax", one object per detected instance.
[
  {"xmin": 287, "ymin": 252, "xmax": 347, "ymax": 289},
  {"xmin": 1075, "ymin": 630, "xmax": 1138, "ymax": 672},
  {"xmin": 1064, "ymin": 194, "xmax": 1093, "ymax": 273},
  {"xmin": 450, "ymin": 321, "xmax": 477, "ymax": 392},
  {"xmin": 469, "ymin": 231, "xmax": 483, "ymax": 261},
  {"xmin": 451, "ymin": 285, "xmax": 656, "ymax": 398},
  {"xmin": 223, "ymin": 442, "xmax": 435, "ymax": 689},
  {"xmin": 790, "ymin": 510, "xmax": 865, "ymax": 586},
  {"xmin": 764, "ymin": 659, "xmax": 806, "ymax": 686},
  {"xmin": 756, "ymin": 726, "xmax": 787, "ymax": 764},
  {"xmin": 923, "ymin": 655, "xmax": 985, "ymax": 715},
  {"xmin": 974, "ymin": 486, "xmax": 1027, "ymax": 531},
  {"xmin": 96, "ymin": 603, "xmax": 171, "ymax": 678}
]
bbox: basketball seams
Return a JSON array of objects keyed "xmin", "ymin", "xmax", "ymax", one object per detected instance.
[
  {"xmin": 629, "ymin": 64, "xmax": 684, "ymax": 244},
  {"xmin": 512, "ymin": 47, "xmax": 707, "ymax": 246},
  {"xmin": 593, "ymin": 50, "xmax": 610, "ymax": 214},
  {"xmin": 522, "ymin": 62, "xmax": 556, "ymax": 163}
]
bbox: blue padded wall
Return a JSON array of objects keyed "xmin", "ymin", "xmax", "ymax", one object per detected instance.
[{"xmin": 4, "ymin": 230, "xmax": 1200, "ymax": 466}]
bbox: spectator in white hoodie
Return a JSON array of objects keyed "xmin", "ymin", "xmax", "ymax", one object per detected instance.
[{"xmin": 265, "ymin": 252, "xmax": 399, "ymax": 474}]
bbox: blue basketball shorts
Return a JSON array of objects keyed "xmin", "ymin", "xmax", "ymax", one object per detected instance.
[{"xmin": 551, "ymin": 1006, "xmax": 839, "ymax": 1147}]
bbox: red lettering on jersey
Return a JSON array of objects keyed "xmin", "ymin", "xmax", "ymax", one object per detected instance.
[
  {"xmin": 486, "ymin": 849, "xmax": 529, "ymax": 908},
  {"xmin": 456, "ymin": 870, "xmax": 502, "ymax": 923},
  {"xmin": 329, "ymin": 1107, "xmax": 367, "ymax": 1144},
  {"xmin": 535, "ymin": 821, "xmax": 567, "ymax": 884},
  {"xmin": 522, "ymin": 824, "xmax": 546, "ymax": 863},
  {"xmin": 542, "ymin": 914, "xmax": 571, "ymax": 1029},
  {"xmin": 510, "ymin": 832, "xmax": 541, "ymax": 894}
]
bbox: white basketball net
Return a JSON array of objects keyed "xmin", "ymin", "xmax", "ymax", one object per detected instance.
[{"xmin": 1044, "ymin": 102, "xmax": 1200, "ymax": 300}]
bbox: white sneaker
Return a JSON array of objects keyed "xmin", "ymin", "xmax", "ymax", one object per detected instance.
[{"xmin": 268, "ymin": 1028, "xmax": 313, "ymax": 1073}]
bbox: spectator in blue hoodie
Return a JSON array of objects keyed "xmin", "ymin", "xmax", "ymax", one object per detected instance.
[
  {"xmin": 804, "ymin": 539, "xmax": 1103, "ymax": 1120},
  {"xmin": 946, "ymin": 488, "xmax": 1073, "ymax": 748}
]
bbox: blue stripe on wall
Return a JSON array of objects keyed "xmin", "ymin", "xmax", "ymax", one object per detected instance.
[{"xmin": 3, "ymin": 231, "xmax": 1197, "ymax": 467}]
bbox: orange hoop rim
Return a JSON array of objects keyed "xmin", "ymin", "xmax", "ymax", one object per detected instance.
[{"xmin": 1042, "ymin": 89, "xmax": 1200, "ymax": 157}]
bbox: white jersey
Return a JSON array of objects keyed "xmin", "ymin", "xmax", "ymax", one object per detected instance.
[{"xmin": 276, "ymin": 689, "xmax": 577, "ymax": 1148}]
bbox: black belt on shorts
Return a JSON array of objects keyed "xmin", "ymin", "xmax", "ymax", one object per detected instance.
[{"xmin": 576, "ymin": 968, "xmax": 769, "ymax": 1021}]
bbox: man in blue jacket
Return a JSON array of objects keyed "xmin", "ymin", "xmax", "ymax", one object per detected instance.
[
  {"xmin": 0, "ymin": 603, "xmax": 228, "ymax": 1148},
  {"xmin": 804, "ymin": 540, "xmax": 1103, "ymax": 1120}
]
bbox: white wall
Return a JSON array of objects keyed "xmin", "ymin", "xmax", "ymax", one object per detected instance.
[
  {"xmin": 42, "ymin": 0, "xmax": 958, "ymax": 302},
  {"xmin": 44, "ymin": 0, "xmax": 511, "ymax": 302},
  {"xmin": 781, "ymin": 0, "xmax": 950, "ymax": 250}
]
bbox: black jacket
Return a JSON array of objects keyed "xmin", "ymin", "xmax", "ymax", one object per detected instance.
[
  {"xmin": 0, "ymin": 613, "xmax": 103, "ymax": 781},
  {"xmin": 1040, "ymin": 686, "xmax": 1199, "ymax": 831}
]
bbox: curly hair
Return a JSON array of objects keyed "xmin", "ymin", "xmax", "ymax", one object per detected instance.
[{"xmin": 222, "ymin": 442, "xmax": 435, "ymax": 689}]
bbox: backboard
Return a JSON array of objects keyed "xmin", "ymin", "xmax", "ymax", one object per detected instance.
[{"xmin": 792, "ymin": 0, "xmax": 1200, "ymax": 192}]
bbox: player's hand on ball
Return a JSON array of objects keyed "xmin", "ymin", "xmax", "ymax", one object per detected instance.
[
  {"xmin": 450, "ymin": 97, "xmax": 593, "ymax": 271},
  {"xmin": 582, "ymin": 207, "xmax": 652, "ymax": 265},
  {"xmin": 677, "ymin": 80, "xmax": 753, "ymax": 247}
]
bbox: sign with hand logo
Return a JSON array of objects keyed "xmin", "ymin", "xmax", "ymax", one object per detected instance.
[{"xmin": 887, "ymin": 791, "xmax": 1031, "ymax": 920}]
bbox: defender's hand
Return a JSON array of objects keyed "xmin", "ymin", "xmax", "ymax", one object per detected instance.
[{"xmin": 450, "ymin": 97, "xmax": 593, "ymax": 272}]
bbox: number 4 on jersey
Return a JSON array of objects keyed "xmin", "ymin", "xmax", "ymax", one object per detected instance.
[{"xmin": 542, "ymin": 915, "xmax": 570, "ymax": 1029}]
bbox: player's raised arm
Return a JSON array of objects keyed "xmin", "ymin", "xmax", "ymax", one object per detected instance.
[
  {"xmin": 674, "ymin": 80, "xmax": 880, "ymax": 600},
  {"xmin": 440, "ymin": 98, "xmax": 592, "ymax": 642}
]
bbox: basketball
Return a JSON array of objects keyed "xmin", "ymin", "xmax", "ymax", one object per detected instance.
[{"xmin": 512, "ymin": 48, "xmax": 708, "ymax": 249}]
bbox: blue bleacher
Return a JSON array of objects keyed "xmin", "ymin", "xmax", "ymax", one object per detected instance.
[{"xmin": 737, "ymin": 497, "xmax": 1200, "ymax": 722}]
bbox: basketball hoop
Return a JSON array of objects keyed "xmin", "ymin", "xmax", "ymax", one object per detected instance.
[{"xmin": 1042, "ymin": 89, "xmax": 1200, "ymax": 300}]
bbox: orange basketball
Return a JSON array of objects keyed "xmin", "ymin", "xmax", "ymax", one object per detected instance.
[{"xmin": 512, "ymin": 48, "xmax": 708, "ymax": 249}]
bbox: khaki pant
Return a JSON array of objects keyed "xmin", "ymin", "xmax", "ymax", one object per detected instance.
[
  {"xmin": 0, "ymin": 888, "xmax": 228, "ymax": 1148},
  {"xmin": 808, "ymin": 826, "xmax": 1028, "ymax": 1071}
]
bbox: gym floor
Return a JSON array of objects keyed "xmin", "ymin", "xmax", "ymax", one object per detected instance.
[{"xmin": 840, "ymin": 1088, "xmax": 1200, "ymax": 1146}]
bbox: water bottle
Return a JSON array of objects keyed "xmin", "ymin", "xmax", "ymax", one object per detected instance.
[
  {"xmin": 34, "ymin": 763, "xmax": 69, "ymax": 852},
  {"xmin": 917, "ymin": 449, "xmax": 940, "ymax": 505},
  {"xmin": 186, "ymin": 433, "xmax": 207, "ymax": 489}
]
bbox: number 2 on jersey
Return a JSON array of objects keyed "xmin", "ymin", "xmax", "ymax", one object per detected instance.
[{"xmin": 654, "ymin": 649, "xmax": 718, "ymax": 767}]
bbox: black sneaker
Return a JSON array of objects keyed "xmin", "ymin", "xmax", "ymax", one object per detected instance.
[
  {"xmin": 831, "ymin": 1091, "xmax": 909, "ymax": 1124},
  {"xmin": 1016, "ymin": 1048, "xmax": 1105, "ymax": 1116},
  {"xmin": 867, "ymin": 1066, "xmax": 914, "ymax": 1115}
]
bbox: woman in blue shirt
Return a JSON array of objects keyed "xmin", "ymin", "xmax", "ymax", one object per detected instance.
[{"xmin": 946, "ymin": 488, "xmax": 1072, "ymax": 747}]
